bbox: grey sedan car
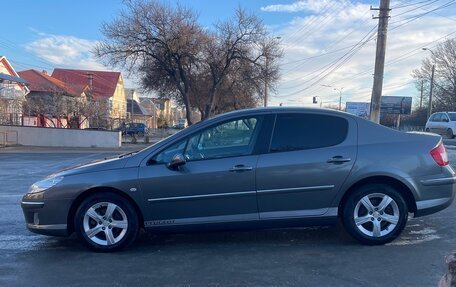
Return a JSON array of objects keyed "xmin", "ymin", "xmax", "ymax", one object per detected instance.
[{"xmin": 21, "ymin": 107, "xmax": 456, "ymax": 251}]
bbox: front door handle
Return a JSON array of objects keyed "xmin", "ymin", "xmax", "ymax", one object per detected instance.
[
  {"xmin": 229, "ymin": 165, "xmax": 253, "ymax": 172},
  {"xmin": 327, "ymin": 156, "xmax": 351, "ymax": 164}
]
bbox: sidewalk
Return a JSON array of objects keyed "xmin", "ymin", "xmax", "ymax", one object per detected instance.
[{"xmin": 0, "ymin": 143, "xmax": 152, "ymax": 153}]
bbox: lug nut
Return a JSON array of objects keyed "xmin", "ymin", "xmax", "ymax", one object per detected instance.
[
  {"xmin": 102, "ymin": 227, "xmax": 106, "ymax": 230},
  {"xmin": 371, "ymin": 218, "xmax": 374, "ymax": 221},
  {"xmin": 377, "ymin": 218, "xmax": 381, "ymax": 221},
  {"xmin": 99, "ymin": 221, "xmax": 102, "ymax": 225},
  {"xmin": 108, "ymin": 226, "xmax": 112, "ymax": 229}
]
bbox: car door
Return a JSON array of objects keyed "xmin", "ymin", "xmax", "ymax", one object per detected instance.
[
  {"xmin": 138, "ymin": 116, "xmax": 263, "ymax": 227},
  {"xmin": 426, "ymin": 114, "xmax": 437, "ymax": 132},
  {"xmin": 440, "ymin": 113, "xmax": 450, "ymax": 134},
  {"xmin": 431, "ymin": 113, "xmax": 443, "ymax": 134},
  {"xmin": 256, "ymin": 112, "xmax": 357, "ymax": 219}
]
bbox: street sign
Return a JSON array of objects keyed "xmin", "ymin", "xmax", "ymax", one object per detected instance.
[
  {"xmin": 380, "ymin": 96, "xmax": 412, "ymax": 115},
  {"xmin": 346, "ymin": 102, "xmax": 370, "ymax": 119}
]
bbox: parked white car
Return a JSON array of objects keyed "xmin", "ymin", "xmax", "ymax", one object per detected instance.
[{"xmin": 425, "ymin": 112, "xmax": 456, "ymax": 139}]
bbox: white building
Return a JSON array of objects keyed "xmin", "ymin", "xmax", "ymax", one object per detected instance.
[{"xmin": 0, "ymin": 56, "xmax": 29, "ymax": 125}]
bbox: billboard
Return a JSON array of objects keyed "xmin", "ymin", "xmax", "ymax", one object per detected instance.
[
  {"xmin": 380, "ymin": 96, "xmax": 412, "ymax": 115},
  {"xmin": 346, "ymin": 102, "xmax": 370, "ymax": 119}
]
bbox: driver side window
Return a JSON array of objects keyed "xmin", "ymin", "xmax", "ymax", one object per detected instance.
[
  {"xmin": 184, "ymin": 117, "xmax": 259, "ymax": 161},
  {"xmin": 149, "ymin": 116, "xmax": 260, "ymax": 165}
]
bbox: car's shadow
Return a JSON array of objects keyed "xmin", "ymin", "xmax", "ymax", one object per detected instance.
[{"xmin": 35, "ymin": 223, "xmax": 357, "ymax": 254}]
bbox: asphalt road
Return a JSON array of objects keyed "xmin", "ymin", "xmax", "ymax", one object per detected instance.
[{"xmin": 0, "ymin": 149, "xmax": 455, "ymax": 287}]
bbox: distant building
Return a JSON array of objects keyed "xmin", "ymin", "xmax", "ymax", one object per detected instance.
[
  {"xmin": 124, "ymin": 89, "xmax": 156, "ymax": 128},
  {"xmin": 18, "ymin": 69, "xmax": 89, "ymax": 128},
  {"xmin": 52, "ymin": 68, "xmax": 127, "ymax": 128},
  {"xmin": 0, "ymin": 56, "xmax": 29, "ymax": 125}
]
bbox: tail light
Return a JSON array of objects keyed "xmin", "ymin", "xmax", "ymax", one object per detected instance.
[{"xmin": 430, "ymin": 141, "xmax": 449, "ymax": 166}]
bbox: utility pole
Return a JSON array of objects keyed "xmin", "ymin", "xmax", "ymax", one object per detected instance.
[
  {"xmin": 419, "ymin": 80, "xmax": 424, "ymax": 109},
  {"xmin": 369, "ymin": 0, "xmax": 391, "ymax": 123},
  {"xmin": 429, "ymin": 64, "xmax": 435, "ymax": 118},
  {"xmin": 264, "ymin": 55, "xmax": 269, "ymax": 107},
  {"xmin": 422, "ymin": 47, "xmax": 436, "ymax": 118}
]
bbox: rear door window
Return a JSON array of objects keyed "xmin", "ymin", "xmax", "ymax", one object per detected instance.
[{"xmin": 270, "ymin": 113, "xmax": 348, "ymax": 152}]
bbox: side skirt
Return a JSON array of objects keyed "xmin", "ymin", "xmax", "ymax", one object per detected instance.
[{"xmin": 143, "ymin": 209, "xmax": 339, "ymax": 234}]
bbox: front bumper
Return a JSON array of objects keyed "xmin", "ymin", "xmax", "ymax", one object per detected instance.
[
  {"xmin": 21, "ymin": 197, "xmax": 72, "ymax": 237},
  {"xmin": 414, "ymin": 176, "xmax": 456, "ymax": 217}
]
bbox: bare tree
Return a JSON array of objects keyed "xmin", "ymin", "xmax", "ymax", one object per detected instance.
[
  {"xmin": 412, "ymin": 38, "xmax": 456, "ymax": 112},
  {"xmin": 201, "ymin": 8, "xmax": 281, "ymax": 119},
  {"xmin": 94, "ymin": 0, "xmax": 205, "ymax": 125},
  {"xmin": 95, "ymin": 1, "xmax": 282, "ymax": 123}
]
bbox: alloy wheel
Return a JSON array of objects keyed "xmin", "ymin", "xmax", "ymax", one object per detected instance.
[
  {"xmin": 353, "ymin": 193, "xmax": 400, "ymax": 238},
  {"xmin": 83, "ymin": 202, "xmax": 128, "ymax": 246}
]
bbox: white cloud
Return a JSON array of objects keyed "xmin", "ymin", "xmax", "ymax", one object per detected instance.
[
  {"xmin": 268, "ymin": 0, "xmax": 456, "ymax": 107},
  {"xmin": 261, "ymin": 0, "xmax": 337, "ymax": 13},
  {"xmin": 24, "ymin": 32, "xmax": 139, "ymax": 89},
  {"xmin": 25, "ymin": 33, "xmax": 105, "ymax": 70}
]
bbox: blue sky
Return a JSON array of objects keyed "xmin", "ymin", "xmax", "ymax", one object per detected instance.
[{"xmin": 1, "ymin": 0, "xmax": 456, "ymax": 107}]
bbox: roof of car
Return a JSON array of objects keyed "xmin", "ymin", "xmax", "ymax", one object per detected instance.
[{"xmin": 211, "ymin": 106, "xmax": 353, "ymax": 120}]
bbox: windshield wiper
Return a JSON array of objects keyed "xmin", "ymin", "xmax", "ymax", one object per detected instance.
[{"xmin": 118, "ymin": 151, "xmax": 139, "ymax": 158}]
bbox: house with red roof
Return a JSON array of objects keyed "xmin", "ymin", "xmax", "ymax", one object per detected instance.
[
  {"xmin": 18, "ymin": 69, "xmax": 89, "ymax": 128},
  {"xmin": 52, "ymin": 68, "xmax": 127, "ymax": 128},
  {"xmin": 0, "ymin": 56, "xmax": 29, "ymax": 125}
]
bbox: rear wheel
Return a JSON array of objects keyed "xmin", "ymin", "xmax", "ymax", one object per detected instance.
[
  {"xmin": 74, "ymin": 193, "xmax": 139, "ymax": 252},
  {"xmin": 425, "ymin": 128, "xmax": 430, "ymax": 132},
  {"xmin": 342, "ymin": 184, "xmax": 408, "ymax": 245},
  {"xmin": 447, "ymin": 128, "xmax": 454, "ymax": 139}
]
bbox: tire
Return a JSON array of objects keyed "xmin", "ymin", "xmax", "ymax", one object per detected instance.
[
  {"xmin": 137, "ymin": 132, "xmax": 144, "ymax": 137},
  {"xmin": 425, "ymin": 128, "xmax": 430, "ymax": 132},
  {"xmin": 74, "ymin": 192, "xmax": 139, "ymax": 252},
  {"xmin": 447, "ymin": 129, "xmax": 454, "ymax": 139},
  {"xmin": 342, "ymin": 184, "xmax": 408, "ymax": 245}
]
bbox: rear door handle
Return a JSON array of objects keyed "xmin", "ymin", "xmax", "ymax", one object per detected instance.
[
  {"xmin": 327, "ymin": 156, "xmax": 351, "ymax": 164},
  {"xmin": 229, "ymin": 165, "xmax": 254, "ymax": 172}
]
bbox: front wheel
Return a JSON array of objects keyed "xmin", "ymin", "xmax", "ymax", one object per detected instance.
[
  {"xmin": 447, "ymin": 128, "xmax": 454, "ymax": 139},
  {"xmin": 342, "ymin": 184, "xmax": 408, "ymax": 245},
  {"xmin": 74, "ymin": 193, "xmax": 139, "ymax": 252}
]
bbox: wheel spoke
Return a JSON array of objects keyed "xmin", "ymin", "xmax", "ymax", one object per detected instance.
[
  {"xmin": 360, "ymin": 196, "xmax": 375, "ymax": 212},
  {"xmin": 111, "ymin": 220, "xmax": 128, "ymax": 229},
  {"xmin": 382, "ymin": 214, "xmax": 399, "ymax": 225},
  {"xmin": 105, "ymin": 229, "xmax": 116, "ymax": 245},
  {"xmin": 372, "ymin": 220, "xmax": 382, "ymax": 237},
  {"xmin": 105, "ymin": 203, "xmax": 117, "ymax": 220},
  {"xmin": 355, "ymin": 215, "xmax": 371, "ymax": 226},
  {"xmin": 86, "ymin": 225, "xmax": 103, "ymax": 238},
  {"xmin": 377, "ymin": 195, "xmax": 393, "ymax": 212},
  {"xmin": 86, "ymin": 207, "xmax": 102, "ymax": 222}
]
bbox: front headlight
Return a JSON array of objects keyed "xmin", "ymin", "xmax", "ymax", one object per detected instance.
[{"xmin": 28, "ymin": 176, "xmax": 64, "ymax": 194}]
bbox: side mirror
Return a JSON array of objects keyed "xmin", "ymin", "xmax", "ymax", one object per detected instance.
[
  {"xmin": 443, "ymin": 118, "xmax": 449, "ymax": 122},
  {"xmin": 167, "ymin": 154, "xmax": 186, "ymax": 170}
]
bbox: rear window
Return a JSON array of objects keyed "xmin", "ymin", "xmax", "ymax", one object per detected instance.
[
  {"xmin": 270, "ymin": 113, "xmax": 348, "ymax": 152},
  {"xmin": 448, "ymin": 113, "xmax": 456, "ymax": 121}
]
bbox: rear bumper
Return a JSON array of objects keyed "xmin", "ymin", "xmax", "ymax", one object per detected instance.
[{"xmin": 414, "ymin": 176, "xmax": 456, "ymax": 217}]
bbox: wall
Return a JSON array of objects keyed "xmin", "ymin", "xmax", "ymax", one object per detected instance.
[
  {"xmin": 110, "ymin": 74, "xmax": 127, "ymax": 120},
  {"xmin": 0, "ymin": 125, "xmax": 121, "ymax": 148}
]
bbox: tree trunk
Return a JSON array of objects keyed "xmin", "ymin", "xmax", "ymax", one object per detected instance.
[{"xmin": 203, "ymin": 86, "xmax": 218, "ymax": 120}]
